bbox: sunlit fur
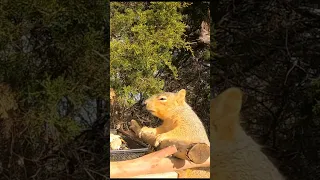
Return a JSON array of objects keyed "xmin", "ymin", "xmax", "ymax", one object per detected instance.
[
  {"xmin": 143, "ymin": 89, "xmax": 210, "ymax": 178},
  {"xmin": 210, "ymin": 88, "xmax": 284, "ymax": 180}
]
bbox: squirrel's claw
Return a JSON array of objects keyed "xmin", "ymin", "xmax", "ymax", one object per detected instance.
[
  {"xmin": 154, "ymin": 134, "xmax": 165, "ymax": 147},
  {"xmin": 129, "ymin": 119, "xmax": 142, "ymax": 137}
]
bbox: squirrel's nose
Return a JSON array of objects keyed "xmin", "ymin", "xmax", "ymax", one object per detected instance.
[{"xmin": 142, "ymin": 100, "xmax": 148, "ymax": 106}]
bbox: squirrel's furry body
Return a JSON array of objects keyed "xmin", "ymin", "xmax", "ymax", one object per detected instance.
[
  {"xmin": 142, "ymin": 89, "xmax": 210, "ymax": 178},
  {"xmin": 210, "ymin": 87, "xmax": 284, "ymax": 180}
]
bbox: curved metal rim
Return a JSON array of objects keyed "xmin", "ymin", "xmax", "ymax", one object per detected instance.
[
  {"xmin": 110, "ymin": 129, "xmax": 149, "ymax": 153},
  {"xmin": 110, "ymin": 148, "xmax": 149, "ymax": 154}
]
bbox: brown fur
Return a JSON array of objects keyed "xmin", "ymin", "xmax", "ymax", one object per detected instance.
[
  {"xmin": 141, "ymin": 89, "xmax": 210, "ymax": 178},
  {"xmin": 210, "ymin": 87, "xmax": 284, "ymax": 180}
]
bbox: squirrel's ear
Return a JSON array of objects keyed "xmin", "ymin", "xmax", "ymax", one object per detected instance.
[
  {"xmin": 210, "ymin": 87, "xmax": 243, "ymax": 140},
  {"xmin": 177, "ymin": 89, "xmax": 186, "ymax": 103},
  {"xmin": 212, "ymin": 87, "xmax": 242, "ymax": 116}
]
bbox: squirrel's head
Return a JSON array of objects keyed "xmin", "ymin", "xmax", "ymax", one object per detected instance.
[
  {"xmin": 210, "ymin": 87, "xmax": 243, "ymax": 141},
  {"xmin": 143, "ymin": 89, "xmax": 187, "ymax": 120}
]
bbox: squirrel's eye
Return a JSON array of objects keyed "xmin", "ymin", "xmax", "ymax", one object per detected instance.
[{"xmin": 159, "ymin": 97, "xmax": 167, "ymax": 101}]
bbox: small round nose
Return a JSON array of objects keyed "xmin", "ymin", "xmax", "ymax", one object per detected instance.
[{"xmin": 141, "ymin": 100, "xmax": 146, "ymax": 106}]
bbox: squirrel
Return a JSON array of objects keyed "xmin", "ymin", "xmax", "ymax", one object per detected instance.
[
  {"xmin": 133, "ymin": 89, "xmax": 210, "ymax": 178},
  {"xmin": 210, "ymin": 87, "xmax": 284, "ymax": 180}
]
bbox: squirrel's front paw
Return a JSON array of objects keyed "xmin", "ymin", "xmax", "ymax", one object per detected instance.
[
  {"xmin": 140, "ymin": 127, "xmax": 156, "ymax": 138},
  {"xmin": 129, "ymin": 119, "xmax": 141, "ymax": 136},
  {"xmin": 154, "ymin": 134, "xmax": 166, "ymax": 147}
]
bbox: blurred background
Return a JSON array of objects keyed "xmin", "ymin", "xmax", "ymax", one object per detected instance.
[
  {"xmin": 0, "ymin": 0, "xmax": 108, "ymax": 179},
  {"xmin": 212, "ymin": 0, "xmax": 320, "ymax": 179}
]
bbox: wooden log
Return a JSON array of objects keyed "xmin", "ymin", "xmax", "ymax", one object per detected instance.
[
  {"xmin": 110, "ymin": 145, "xmax": 210, "ymax": 178},
  {"xmin": 159, "ymin": 139, "xmax": 210, "ymax": 164},
  {"xmin": 129, "ymin": 120, "xmax": 210, "ymax": 164}
]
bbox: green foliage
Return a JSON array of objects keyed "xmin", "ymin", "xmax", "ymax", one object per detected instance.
[
  {"xmin": 110, "ymin": 2, "xmax": 192, "ymax": 106},
  {"xmin": 36, "ymin": 75, "xmax": 84, "ymax": 142},
  {"xmin": 0, "ymin": 0, "xmax": 108, "ymax": 144},
  {"xmin": 0, "ymin": 84, "xmax": 17, "ymax": 119},
  {"xmin": 203, "ymin": 49, "xmax": 210, "ymax": 60}
]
